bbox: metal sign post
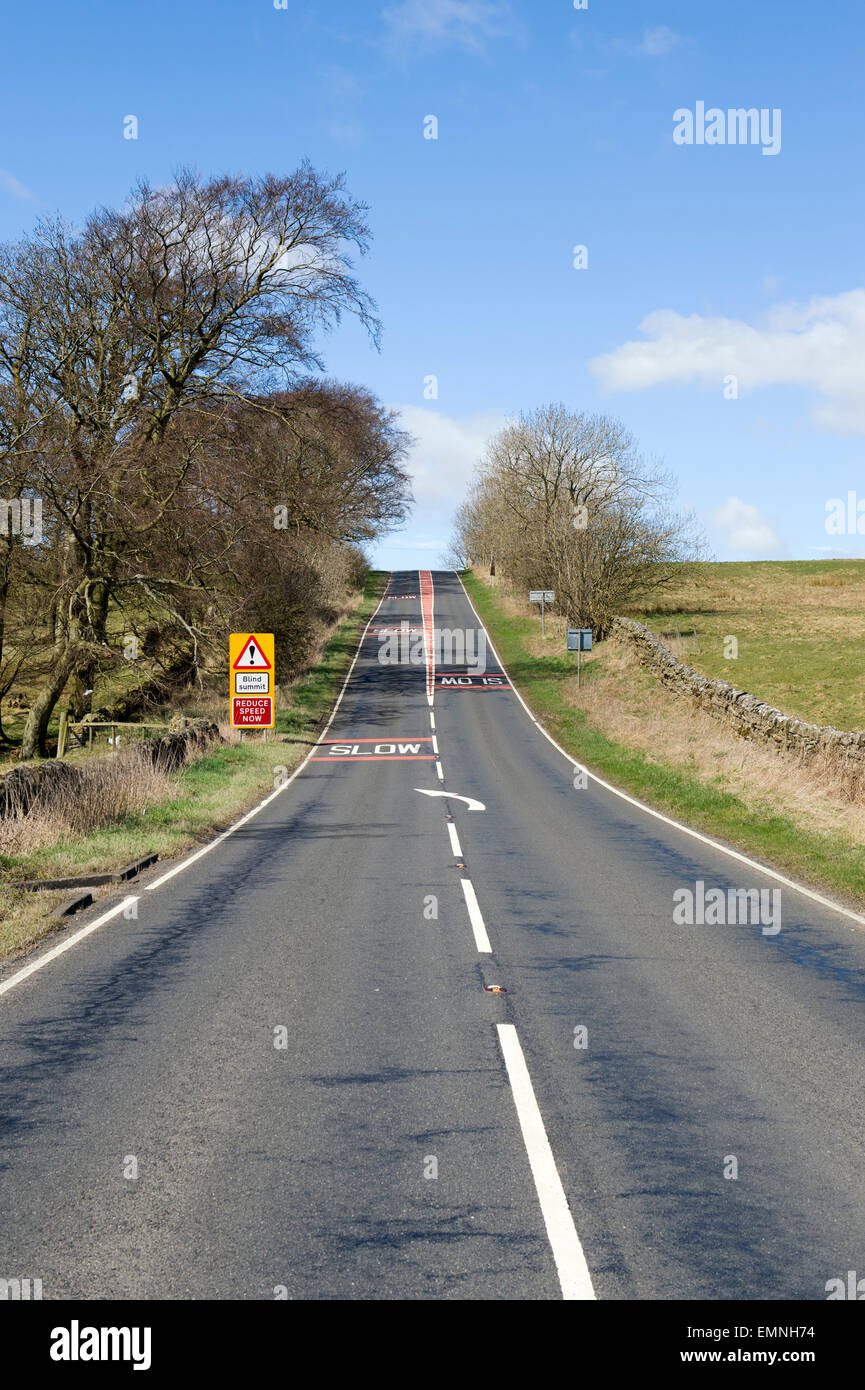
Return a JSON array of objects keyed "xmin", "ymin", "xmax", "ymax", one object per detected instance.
[
  {"xmin": 566, "ymin": 629, "xmax": 593, "ymax": 687},
  {"xmin": 530, "ymin": 590, "xmax": 555, "ymax": 637}
]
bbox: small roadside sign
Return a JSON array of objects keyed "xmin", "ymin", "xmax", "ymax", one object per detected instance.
[
  {"xmin": 529, "ymin": 589, "xmax": 555, "ymax": 636},
  {"xmin": 230, "ymin": 633, "xmax": 275, "ymax": 728},
  {"xmin": 567, "ymin": 628, "xmax": 593, "ymax": 688}
]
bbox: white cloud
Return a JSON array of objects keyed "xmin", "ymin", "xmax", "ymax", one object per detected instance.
[
  {"xmin": 373, "ymin": 406, "xmax": 501, "ymax": 567},
  {"xmin": 638, "ymin": 26, "xmax": 682, "ymax": 57},
  {"xmin": 326, "ymin": 121, "xmax": 365, "ymax": 143},
  {"xmin": 707, "ymin": 497, "xmax": 784, "ymax": 557},
  {"xmin": 381, "ymin": 0, "xmax": 517, "ymax": 53},
  {"xmin": 589, "ymin": 289, "xmax": 865, "ymax": 435},
  {"xmin": 0, "ymin": 170, "xmax": 36, "ymax": 201},
  {"xmin": 396, "ymin": 404, "xmax": 501, "ymax": 514}
]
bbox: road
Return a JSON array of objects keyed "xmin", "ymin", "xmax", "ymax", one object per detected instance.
[{"xmin": 2, "ymin": 569, "xmax": 865, "ymax": 1300}]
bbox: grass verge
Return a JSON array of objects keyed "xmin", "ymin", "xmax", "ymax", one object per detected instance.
[
  {"xmin": 0, "ymin": 572, "xmax": 386, "ymax": 963},
  {"xmin": 464, "ymin": 571, "xmax": 865, "ymax": 913}
]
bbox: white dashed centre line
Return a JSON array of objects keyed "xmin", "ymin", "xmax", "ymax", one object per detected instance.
[
  {"xmin": 496, "ymin": 1023, "xmax": 596, "ymax": 1301},
  {"xmin": 447, "ymin": 822, "xmax": 463, "ymax": 857},
  {"xmin": 460, "ymin": 878, "xmax": 492, "ymax": 953}
]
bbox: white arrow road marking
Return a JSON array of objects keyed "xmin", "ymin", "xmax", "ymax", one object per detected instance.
[{"xmin": 415, "ymin": 789, "xmax": 486, "ymax": 811}]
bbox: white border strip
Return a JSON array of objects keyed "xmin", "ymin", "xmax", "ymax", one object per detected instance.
[
  {"xmin": 456, "ymin": 571, "xmax": 865, "ymax": 929},
  {"xmin": 497, "ymin": 1023, "xmax": 596, "ymax": 1300},
  {"xmin": 0, "ymin": 896, "xmax": 140, "ymax": 998}
]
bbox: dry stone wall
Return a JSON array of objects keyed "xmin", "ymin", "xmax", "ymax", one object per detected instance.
[{"xmin": 610, "ymin": 616, "xmax": 865, "ymax": 768}]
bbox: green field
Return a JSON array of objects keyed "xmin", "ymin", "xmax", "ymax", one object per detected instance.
[{"xmin": 628, "ymin": 559, "xmax": 865, "ymax": 731}]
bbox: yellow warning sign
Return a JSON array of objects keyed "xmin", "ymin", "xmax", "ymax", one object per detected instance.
[{"xmin": 230, "ymin": 633, "xmax": 275, "ymax": 728}]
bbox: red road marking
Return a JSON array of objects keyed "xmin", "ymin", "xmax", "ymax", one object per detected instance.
[
  {"xmin": 420, "ymin": 570, "xmax": 435, "ymax": 701},
  {"xmin": 310, "ymin": 754, "xmax": 437, "ymax": 762}
]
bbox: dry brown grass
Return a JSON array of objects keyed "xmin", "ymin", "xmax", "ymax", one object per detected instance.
[
  {"xmin": 0, "ymin": 745, "xmax": 186, "ymax": 859},
  {"xmin": 577, "ymin": 637, "xmax": 865, "ymax": 844}
]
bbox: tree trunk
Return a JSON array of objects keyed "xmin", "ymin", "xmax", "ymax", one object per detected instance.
[
  {"xmin": 0, "ymin": 537, "xmax": 9, "ymax": 742},
  {"xmin": 19, "ymin": 638, "xmax": 81, "ymax": 759}
]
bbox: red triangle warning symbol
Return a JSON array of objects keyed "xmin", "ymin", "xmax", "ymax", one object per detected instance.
[{"xmin": 232, "ymin": 636, "xmax": 273, "ymax": 670}]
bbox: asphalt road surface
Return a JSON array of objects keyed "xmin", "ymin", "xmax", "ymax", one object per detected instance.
[{"xmin": 2, "ymin": 569, "xmax": 865, "ymax": 1301}]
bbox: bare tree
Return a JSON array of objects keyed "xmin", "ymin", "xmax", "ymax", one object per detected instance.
[
  {"xmin": 455, "ymin": 404, "xmax": 706, "ymax": 637},
  {"xmin": 0, "ymin": 166, "xmax": 384, "ymax": 756}
]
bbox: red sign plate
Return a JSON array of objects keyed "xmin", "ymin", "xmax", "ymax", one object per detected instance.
[{"xmin": 231, "ymin": 696, "xmax": 274, "ymax": 728}]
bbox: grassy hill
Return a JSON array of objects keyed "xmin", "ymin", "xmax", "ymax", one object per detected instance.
[{"xmin": 627, "ymin": 559, "xmax": 865, "ymax": 731}]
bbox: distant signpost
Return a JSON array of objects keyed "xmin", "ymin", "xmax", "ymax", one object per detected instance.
[
  {"xmin": 529, "ymin": 589, "xmax": 555, "ymax": 637},
  {"xmin": 567, "ymin": 628, "xmax": 593, "ymax": 687}
]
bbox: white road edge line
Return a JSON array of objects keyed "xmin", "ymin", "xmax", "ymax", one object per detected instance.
[
  {"xmin": 455, "ymin": 571, "xmax": 865, "ymax": 930},
  {"xmin": 144, "ymin": 591, "xmax": 387, "ymax": 892},
  {"xmin": 496, "ymin": 1023, "xmax": 596, "ymax": 1301},
  {"xmin": 0, "ymin": 591, "xmax": 389, "ymax": 995},
  {"xmin": 0, "ymin": 897, "xmax": 140, "ymax": 998},
  {"xmin": 460, "ymin": 877, "xmax": 492, "ymax": 952},
  {"xmin": 447, "ymin": 822, "xmax": 463, "ymax": 857}
]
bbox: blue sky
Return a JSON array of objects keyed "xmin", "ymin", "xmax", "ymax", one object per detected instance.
[{"xmin": 2, "ymin": 0, "xmax": 863, "ymax": 569}]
